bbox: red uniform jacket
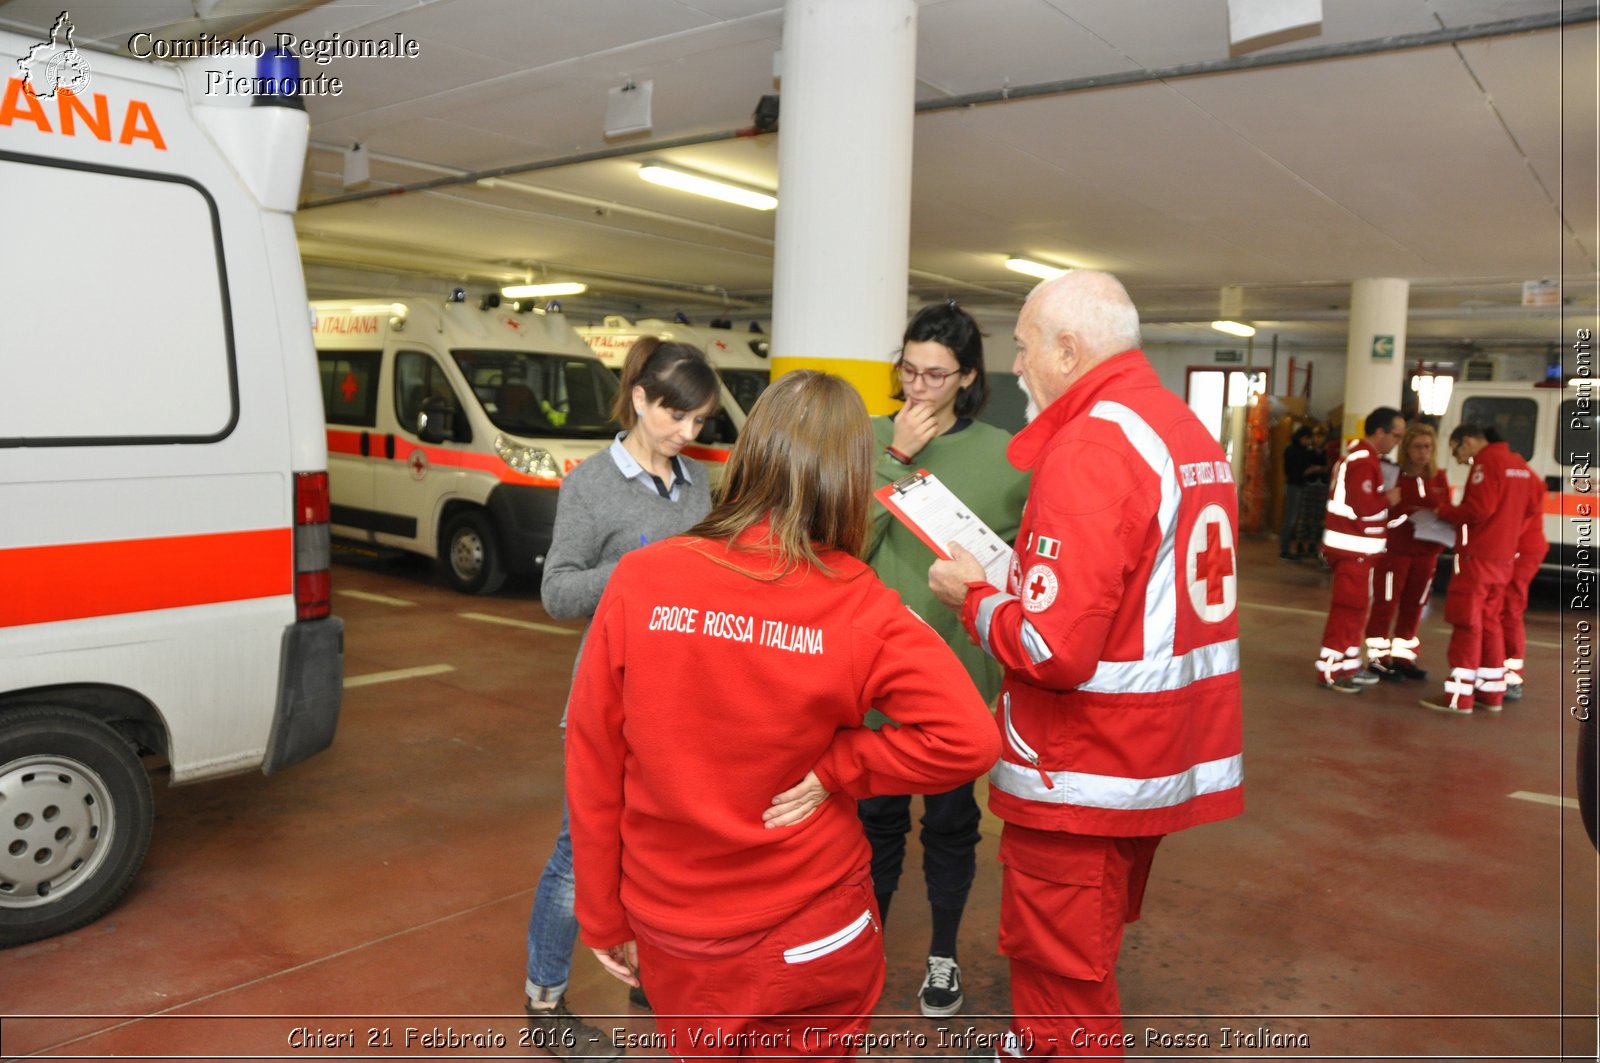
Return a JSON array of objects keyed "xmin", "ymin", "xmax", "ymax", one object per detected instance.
[
  {"xmin": 1514, "ymin": 456, "xmax": 1549, "ymax": 561},
  {"xmin": 1322, "ymin": 440, "xmax": 1391, "ymax": 558},
  {"xmin": 1437, "ymin": 441, "xmax": 1530, "ymax": 562},
  {"xmin": 566, "ymin": 528, "xmax": 999, "ymax": 948},
  {"xmin": 961, "ymin": 351, "xmax": 1244, "ymax": 837},
  {"xmin": 1387, "ymin": 469, "xmax": 1451, "ymax": 555}
]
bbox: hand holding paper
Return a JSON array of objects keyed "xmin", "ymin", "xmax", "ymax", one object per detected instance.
[{"xmin": 930, "ymin": 542, "xmax": 987, "ymax": 610}]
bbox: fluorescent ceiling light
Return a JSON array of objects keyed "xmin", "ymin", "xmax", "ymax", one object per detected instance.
[
  {"xmin": 638, "ymin": 164, "xmax": 777, "ymax": 211},
  {"xmin": 502, "ymin": 282, "xmax": 588, "ymax": 298},
  {"xmin": 1005, "ymin": 256, "xmax": 1069, "ymax": 280},
  {"xmin": 1211, "ymin": 320, "xmax": 1257, "ymax": 337}
]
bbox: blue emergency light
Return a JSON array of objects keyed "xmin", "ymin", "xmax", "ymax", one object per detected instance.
[{"xmin": 254, "ymin": 47, "xmax": 305, "ymax": 109}]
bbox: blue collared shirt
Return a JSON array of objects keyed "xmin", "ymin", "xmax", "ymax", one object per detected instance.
[{"xmin": 608, "ymin": 433, "xmax": 692, "ymax": 503}]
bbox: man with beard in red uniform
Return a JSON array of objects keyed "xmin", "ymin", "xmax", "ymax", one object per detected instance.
[
  {"xmin": 1421, "ymin": 424, "xmax": 1531, "ymax": 714},
  {"xmin": 1316, "ymin": 408, "xmax": 1406, "ymax": 692},
  {"xmin": 931, "ymin": 270, "xmax": 1244, "ymax": 1059}
]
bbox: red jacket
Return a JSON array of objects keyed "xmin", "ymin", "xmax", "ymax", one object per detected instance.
[
  {"xmin": 1322, "ymin": 440, "xmax": 1391, "ymax": 558},
  {"xmin": 566, "ymin": 528, "xmax": 999, "ymax": 948},
  {"xmin": 1515, "ymin": 457, "xmax": 1549, "ymax": 560},
  {"xmin": 1437, "ymin": 441, "xmax": 1530, "ymax": 562},
  {"xmin": 960, "ymin": 351, "xmax": 1243, "ymax": 837},
  {"xmin": 1386, "ymin": 469, "xmax": 1451, "ymax": 556}
]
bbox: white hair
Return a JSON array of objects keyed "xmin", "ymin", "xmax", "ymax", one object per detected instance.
[{"xmin": 1029, "ymin": 270, "xmax": 1142, "ymax": 360}]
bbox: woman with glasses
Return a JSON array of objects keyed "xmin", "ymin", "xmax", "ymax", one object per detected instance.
[
  {"xmin": 1361, "ymin": 422, "xmax": 1449, "ymax": 681},
  {"xmin": 860, "ymin": 302, "xmax": 1028, "ymax": 1017}
]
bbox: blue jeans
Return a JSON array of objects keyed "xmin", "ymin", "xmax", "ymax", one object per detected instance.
[{"xmin": 524, "ymin": 801, "xmax": 579, "ymax": 1002}]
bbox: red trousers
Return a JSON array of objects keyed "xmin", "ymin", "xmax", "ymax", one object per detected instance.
[
  {"xmin": 631, "ymin": 870, "xmax": 884, "ymax": 1061},
  {"xmin": 1500, "ymin": 550, "xmax": 1541, "ymax": 682},
  {"xmin": 1318, "ymin": 553, "xmax": 1375, "ymax": 684},
  {"xmin": 1441, "ymin": 556, "xmax": 1513, "ymax": 711},
  {"xmin": 997, "ymin": 824, "xmax": 1162, "ymax": 1059},
  {"xmin": 1364, "ymin": 550, "xmax": 1442, "ymax": 665}
]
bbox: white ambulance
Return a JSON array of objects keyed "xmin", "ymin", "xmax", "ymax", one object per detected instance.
[
  {"xmin": 575, "ymin": 316, "xmax": 756, "ymax": 472},
  {"xmin": 313, "ymin": 298, "xmax": 621, "ymax": 594},
  {"xmin": 0, "ymin": 36, "xmax": 341, "ymax": 944},
  {"xmin": 1437, "ymin": 378, "xmax": 1596, "ymax": 574}
]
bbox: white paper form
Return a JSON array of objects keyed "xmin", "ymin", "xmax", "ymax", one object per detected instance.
[{"xmin": 876, "ymin": 470, "xmax": 1014, "ymax": 590}]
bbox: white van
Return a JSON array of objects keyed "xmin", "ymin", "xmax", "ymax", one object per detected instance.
[
  {"xmin": 575, "ymin": 317, "xmax": 753, "ymax": 473},
  {"xmin": 313, "ymin": 298, "xmax": 621, "ymax": 594},
  {"xmin": 1437, "ymin": 379, "xmax": 1596, "ymax": 574},
  {"xmin": 0, "ymin": 35, "xmax": 341, "ymax": 944}
]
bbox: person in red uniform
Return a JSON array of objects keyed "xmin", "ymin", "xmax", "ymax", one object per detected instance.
[
  {"xmin": 565, "ymin": 370, "xmax": 999, "ymax": 1061},
  {"xmin": 1421, "ymin": 424, "xmax": 1530, "ymax": 714},
  {"xmin": 1363, "ymin": 422, "xmax": 1451, "ymax": 681},
  {"xmin": 1499, "ymin": 432, "xmax": 1549, "ymax": 702},
  {"xmin": 1316, "ymin": 408, "xmax": 1406, "ymax": 692},
  {"xmin": 930, "ymin": 270, "xmax": 1244, "ymax": 1059}
]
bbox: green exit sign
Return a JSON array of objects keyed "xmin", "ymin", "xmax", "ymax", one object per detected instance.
[{"xmin": 1215, "ymin": 349, "xmax": 1243, "ymax": 363}]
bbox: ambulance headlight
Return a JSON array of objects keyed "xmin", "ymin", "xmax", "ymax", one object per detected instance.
[{"xmin": 494, "ymin": 434, "xmax": 562, "ymax": 479}]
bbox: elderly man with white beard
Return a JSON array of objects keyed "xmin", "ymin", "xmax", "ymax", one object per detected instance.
[{"xmin": 930, "ymin": 270, "xmax": 1245, "ymax": 1059}]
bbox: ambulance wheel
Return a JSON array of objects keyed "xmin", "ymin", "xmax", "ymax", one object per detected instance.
[
  {"xmin": 442, "ymin": 510, "xmax": 507, "ymax": 595},
  {"xmin": 0, "ymin": 708, "xmax": 154, "ymax": 948}
]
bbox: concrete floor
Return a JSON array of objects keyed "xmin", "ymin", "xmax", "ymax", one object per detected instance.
[{"xmin": 1, "ymin": 536, "xmax": 1594, "ymax": 1061}]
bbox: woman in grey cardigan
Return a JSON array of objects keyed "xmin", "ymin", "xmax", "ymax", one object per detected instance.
[{"xmin": 523, "ymin": 338, "xmax": 720, "ymax": 1057}]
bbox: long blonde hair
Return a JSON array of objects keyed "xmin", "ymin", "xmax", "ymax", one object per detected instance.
[
  {"xmin": 1398, "ymin": 421, "xmax": 1439, "ymax": 478},
  {"xmin": 686, "ymin": 371, "xmax": 872, "ymax": 579}
]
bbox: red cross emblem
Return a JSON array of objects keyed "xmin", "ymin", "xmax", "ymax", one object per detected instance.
[
  {"xmin": 1193, "ymin": 521, "xmax": 1234, "ymax": 606},
  {"xmin": 408, "ymin": 451, "xmax": 429, "ymax": 480},
  {"xmin": 340, "ymin": 371, "xmax": 358, "ymax": 402},
  {"xmin": 1184, "ymin": 504, "xmax": 1237, "ymax": 621},
  {"xmin": 1021, "ymin": 563, "xmax": 1058, "ymax": 613},
  {"xmin": 1028, "ymin": 573, "xmax": 1049, "ymax": 601}
]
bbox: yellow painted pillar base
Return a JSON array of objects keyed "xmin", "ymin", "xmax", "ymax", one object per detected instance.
[{"xmin": 770, "ymin": 355, "xmax": 900, "ymax": 416}]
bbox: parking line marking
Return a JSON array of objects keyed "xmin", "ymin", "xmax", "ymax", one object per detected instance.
[
  {"xmin": 1240, "ymin": 602, "xmax": 1325, "ymax": 618},
  {"xmin": 337, "ymin": 590, "xmax": 417, "ymax": 607},
  {"xmin": 1509, "ymin": 791, "xmax": 1580, "ymax": 810},
  {"xmin": 460, "ymin": 612, "xmax": 579, "ymax": 636},
  {"xmin": 345, "ymin": 664, "xmax": 455, "ymax": 688}
]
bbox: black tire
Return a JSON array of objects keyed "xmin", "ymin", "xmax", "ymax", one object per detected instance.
[
  {"xmin": 0, "ymin": 708, "xmax": 154, "ymax": 948},
  {"xmin": 441, "ymin": 509, "xmax": 507, "ymax": 595}
]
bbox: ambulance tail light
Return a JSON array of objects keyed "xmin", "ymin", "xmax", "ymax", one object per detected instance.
[{"xmin": 294, "ymin": 472, "xmax": 333, "ymax": 620}]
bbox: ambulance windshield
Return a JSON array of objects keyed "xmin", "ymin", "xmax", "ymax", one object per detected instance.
[{"xmin": 452, "ymin": 349, "xmax": 620, "ymax": 438}]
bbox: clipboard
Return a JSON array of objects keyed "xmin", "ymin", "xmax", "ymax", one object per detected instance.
[{"xmin": 874, "ymin": 470, "xmax": 1014, "ymax": 589}]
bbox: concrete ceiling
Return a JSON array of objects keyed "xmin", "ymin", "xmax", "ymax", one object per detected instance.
[{"xmin": 4, "ymin": 0, "xmax": 1595, "ymax": 353}]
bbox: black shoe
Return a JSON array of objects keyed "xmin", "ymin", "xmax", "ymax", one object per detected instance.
[
  {"xmin": 1279, "ymin": 552, "xmax": 1297, "ymax": 561},
  {"xmin": 1350, "ymin": 668, "xmax": 1382, "ymax": 686},
  {"xmin": 1323, "ymin": 677, "xmax": 1363, "ymax": 694},
  {"xmin": 628, "ymin": 984, "xmax": 652, "ymax": 1010},
  {"xmin": 1367, "ymin": 661, "xmax": 1405, "ymax": 682},
  {"xmin": 918, "ymin": 955, "xmax": 964, "ymax": 1017},
  {"xmin": 524, "ymin": 998, "xmax": 622, "ymax": 1061},
  {"xmin": 1391, "ymin": 660, "xmax": 1429, "ymax": 681},
  {"xmin": 1503, "ymin": 683, "xmax": 1524, "ymax": 702}
]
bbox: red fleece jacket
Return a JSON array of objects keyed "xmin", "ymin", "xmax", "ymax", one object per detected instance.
[{"xmin": 566, "ymin": 529, "xmax": 1000, "ymax": 947}]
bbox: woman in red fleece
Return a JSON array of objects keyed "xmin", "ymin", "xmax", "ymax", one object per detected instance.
[{"xmin": 565, "ymin": 370, "xmax": 1000, "ymax": 1060}]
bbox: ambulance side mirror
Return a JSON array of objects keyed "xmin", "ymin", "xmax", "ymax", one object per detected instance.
[{"xmin": 417, "ymin": 397, "xmax": 456, "ymax": 443}]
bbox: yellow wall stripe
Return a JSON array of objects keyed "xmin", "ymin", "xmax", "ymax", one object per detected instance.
[{"xmin": 769, "ymin": 355, "xmax": 899, "ymax": 416}]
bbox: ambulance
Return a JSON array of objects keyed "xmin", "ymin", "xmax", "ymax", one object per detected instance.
[
  {"xmin": 0, "ymin": 35, "xmax": 341, "ymax": 944},
  {"xmin": 577, "ymin": 315, "xmax": 760, "ymax": 428},
  {"xmin": 1437, "ymin": 378, "xmax": 1596, "ymax": 575},
  {"xmin": 313, "ymin": 298, "xmax": 620, "ymax": 594}
]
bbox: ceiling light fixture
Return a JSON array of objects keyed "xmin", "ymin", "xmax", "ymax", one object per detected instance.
[
  {"xmin": 1004, "ymin": 256, "xmax": 1070, "ymax": 280},
  {"xmin": 638, "ymin": 163, "xmax": 777, "ymax": 211},
  {"xmin": 1211, "ymin": 320, "xmax": 1257, "ymax": 337},
  {"xmin": 501, "ymin": 281, "xmax": 588, "ymax": 298}
]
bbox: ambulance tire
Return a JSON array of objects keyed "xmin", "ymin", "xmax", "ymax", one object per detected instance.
[
  {"xmin": 442, "ymin": 510, "xmax": 508, "ymax": 595},
  {"xmin": 0, "ymin": 708, "xmax": 154, "ymax": 948}
]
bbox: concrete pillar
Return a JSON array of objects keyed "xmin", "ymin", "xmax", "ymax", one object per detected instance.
[
  {"xmin": 1341, "ymin": 278, "xmax": 1409, "ymax": 445},
  {"xmin": 770, "ymin": 0, "xmax": 917, "ymax": 415}
]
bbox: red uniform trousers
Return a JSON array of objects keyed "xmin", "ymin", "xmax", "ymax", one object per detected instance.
[
  {"xmin": 1364, "ymin": 549, "xmax": 1443, "ymax": 667},
  {"xmin": 631, "ymin": 870, "xmax": 884, "ymax": 1061},
  {"xmin": 997, "ymin": 824, "xmax": 1163, "ymax": 1059},
  {"xmin": 1317, "ymin": 553, "xmax": 1376, "ymax": 684},
  {"xmin": 1500, "ymin": 550, "xmax": 1541, "ymax": 689},
  {"xmin": 1441, "ymin": 556, "xmax": 1513, "ymax": 711}
]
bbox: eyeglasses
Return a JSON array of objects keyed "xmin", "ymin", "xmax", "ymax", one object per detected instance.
[{"xmin": 897, "ymin": 362, "xmax": 960, "ymax": 387}]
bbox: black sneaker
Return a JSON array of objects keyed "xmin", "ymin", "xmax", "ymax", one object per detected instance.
[
  {"xmin": 1391, "ymin": 660, "xmax": 1429, "ymax": 681},
  {"xmin": 1323, "ymin": 677, "xmax": 1363, "ymax": 694},
  {"xmin": 1503, "ymin": 683, "xmax": 1524, "ymax": 702},
  {"xmin": 524, "ymin": 998, "xmax": 622, "ymax": 1061},
  {"xmin": 1350, "ymin": 668, "xmax": 1382, "ymax": 686},
  {"xmin": 919, "ymin": 955, "xmax": 964, "ymax": 1017},
  {"xmin": 1367, "ymin": 661, "xmax": 1405, "ymax": 682}
]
